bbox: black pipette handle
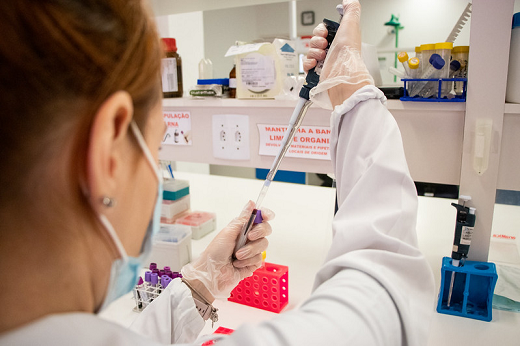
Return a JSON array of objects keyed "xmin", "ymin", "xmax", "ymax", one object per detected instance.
[{"xmin": 299, "ymin": 19, "xmax": 341, "ymax": 100}]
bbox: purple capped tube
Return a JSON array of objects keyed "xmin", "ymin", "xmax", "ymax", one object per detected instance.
[
  {"xmin": 149, "ymin": 263, "xmax": 157, "ymax": 270},
  {"xmin": 144, "ymin": 271, "xmax": 152, "ymax": 283},
  {"xmin": 151, "ymin": 273, "xmax": 159, "ymax": 286}
]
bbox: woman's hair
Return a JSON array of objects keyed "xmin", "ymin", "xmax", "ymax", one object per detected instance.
[{"xmin": 0, "ymin": 0, "xmax": 162, "ymax": 207}]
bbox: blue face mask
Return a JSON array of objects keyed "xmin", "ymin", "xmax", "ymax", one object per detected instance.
[{"xmin": 96, "ymin": 121, "xmax": 163, "ymax": 312}]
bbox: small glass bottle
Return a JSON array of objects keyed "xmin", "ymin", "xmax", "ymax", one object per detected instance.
[
  {"xmin": 229, "ymin": 64, "xmax": 236, "ymax": 98},
  {"xmin": 161, "ymin": 38, "xmax": 183, "ymax": 98}
]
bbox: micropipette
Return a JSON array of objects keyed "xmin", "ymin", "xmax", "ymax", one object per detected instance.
[
  {"xmin": 233, "ymin": 9, "xmax": 342, "ymax": 258},
  {"xmin": 447, "ymin": 196, "xmax": 475, "ymax": 307}
]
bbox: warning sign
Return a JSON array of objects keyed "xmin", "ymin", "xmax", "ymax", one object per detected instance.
[
  {"xmin": 163, "ymin": 111, "xmax": 192, "ymax": 146},
  {"xmin": 257, "ymin": 124, "xmax": 331, "ymax": 160}
]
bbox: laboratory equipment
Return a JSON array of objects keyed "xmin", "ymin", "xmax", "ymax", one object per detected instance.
[
  {"xmin": 161, "ymin": 196, "xmax": 190, "ymax": 224},
  {"xmin": 228, "ymin": 262, "xmax": 289, "ymax": 313},
  {"xmin": 408, "ymin": 54, "xmax": 445, "ymax": 97},
  {"xmin": 148, "ymin": 224, "xmax": 192, "ymax": 272},
  {"xmin": 406, "ymin": 57, "xmax": 420, "ymax": 95},
  {"xmin": 198, "ymin": 58, "xmax": 213, "ymax": 80},
  {"xmin": 419, "ymin": 44, "xmax": 436, "ymax": 73},
  {"xmin": 446, "ymin": 196, "xmax": 475, "ymax": 307},
  {"xmin": 133, "ymin": 264, "xmax": 183, "ymax": 311},
  {"xmin": 233, "ymin": 13, "xmax": 340, "ymax": 258},
  {"xmin": 175, "ymin": 211, "xmax": 217, "ymax": 240},
  {"xmin": 384, "ymin": 14, "xmax": 404, "ymax": 82},
  {"xmin": 434, "ymin": 42, "xmax": 454, "ymax": 96},
  {"xmin": 229, "ymin": 64, "xmax": 236, "ymax": 98},
  {"xmin": 446, "ymin": 3, "xmax": 472, "ymax": 43},
  {"xmin": 161, "ymin": 38, "xmax": 183, "ymax": 98},
  {"xmin": 397, "ymin": 52, "xmax": 411, "ymax": 77},
  {"xmin": 449, "ymin": 60, "xmax": 461, "ymax": 78},
  {"xmin": 437, "ymin": 257, "xmax": 498, "ymax": 321},
  {"xmin": 452, "ymin": 46, "xmax": 469, "ymax": 96},
  {"xmin": 163, "ymin": 179, "xmax": 189, "ymax": 201},
  {"xmin": 506, "ymin": 13, "xmax": 520, "ymax": 103},
  {"xmin": 189, "ymin": 78, "xmax": 230, "ymax": 98}
]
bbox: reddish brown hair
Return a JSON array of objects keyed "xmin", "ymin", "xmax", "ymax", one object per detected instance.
[{"xmin": 0, "ymin": 0, "xmax": 162, "ymax": 206}]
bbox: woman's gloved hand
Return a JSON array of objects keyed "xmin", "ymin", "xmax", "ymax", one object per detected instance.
[
  {"xmin": 303, "ymin": 0, "xmax": 373, "ymax": 109},
  {"xmin": 181, "ymin": 201, "xmax": 274, "ymax": 300}
]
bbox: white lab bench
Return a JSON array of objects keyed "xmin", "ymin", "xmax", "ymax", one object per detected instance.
[{"xmin": 100, "ymin": 172, "xmax": 520, "ymax": 346}]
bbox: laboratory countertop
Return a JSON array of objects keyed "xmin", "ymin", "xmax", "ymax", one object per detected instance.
[{"xmin": 100, "ymin": 172, "xmax": 520, "ymax": 346}]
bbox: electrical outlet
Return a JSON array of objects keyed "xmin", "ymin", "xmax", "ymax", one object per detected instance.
[{"xmin": 212, "ymin": 114, "xmax": 250, "ymax": 160}]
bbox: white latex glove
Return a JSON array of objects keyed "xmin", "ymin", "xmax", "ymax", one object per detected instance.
[
  {"xmin": 181, "ymin": 201, "xmax": 274, "ymax": 299},
  {"xmin": 303, "ymin": 0, "xmax": 374, "ymax": 109}
]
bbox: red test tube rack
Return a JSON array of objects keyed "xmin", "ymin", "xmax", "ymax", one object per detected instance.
[{"xmin": 228, "ymin": 262, "xmax": 288, "ymax": 313}]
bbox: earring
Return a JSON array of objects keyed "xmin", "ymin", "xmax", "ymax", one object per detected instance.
[{"xmin": 101, "ymin": 196, "xmax": 117, "ymax": 208}]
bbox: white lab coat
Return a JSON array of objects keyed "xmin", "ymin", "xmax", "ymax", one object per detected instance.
[{"xmin": 0, "ymin": 85, "xmax": 435, "ymax": 346}]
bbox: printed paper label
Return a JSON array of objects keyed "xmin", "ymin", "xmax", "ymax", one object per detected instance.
[
  {"xmin": 241, "ymin": 53, "xmax": 276, "ymax": 92},
  {"xmin": 161, "ymin": 58, "xmax": 178, "ymax": 92},
  {"xmin": 163, "ymin": 111, "xmax": 192, "ymax": 146},
  {"xmin": 258, "ymin": 124, "xmax": 331, "ymax": 160},
  {"xmin": 460, "ymin": 226, "xmax": 474, "ymax": 245}
]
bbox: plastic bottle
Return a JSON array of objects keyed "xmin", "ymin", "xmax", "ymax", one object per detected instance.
[
  {"xmin": 409, "ymin": 54, "xmax": 445, "ymax": 97},
  {"xmin": 506, "ymin": 13, "xmax": 520, "ymax": 102},
  {"xmin": 397, "ymin": 52, "xmax": 411, "ymax": 77},
  {"xmin": 229, "ymin": 64, "xmax": 236, "ymax": 98},
  {"xmin": 452, "ymin": 46, "xmax": 469, "ymax": 96},
  {"xmin": 198, "ymin": 58, "xmax": 213, "ymax": 80},
  {"xmin": 161, "ymin": 38, "xmax": 183, "ymax": 98}
]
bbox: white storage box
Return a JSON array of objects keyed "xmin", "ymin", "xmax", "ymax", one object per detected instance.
[
  {"xmin": 175, "ymin": 211, "xmax": 216, "ymax": 240},
  {"xmin": 161, "ymin": 195, "xmax": 190, "ymax": 223},
  {"xmin": 148, "ymin": 224, "xmax": 192, "ymax": 272}
]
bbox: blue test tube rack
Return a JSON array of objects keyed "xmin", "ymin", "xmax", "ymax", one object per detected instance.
[
  {"xmin": 400, "ymin": 78, "xmax": 467, "ymax": 102},
  {"xmin": 437, "ymin": 257, "xmax": 498, "ymax": 322}
]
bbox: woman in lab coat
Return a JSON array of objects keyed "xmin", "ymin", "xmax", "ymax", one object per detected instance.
[{"xmin": 0, "ymin": 1, "xmax": 435, "ymax": 345}]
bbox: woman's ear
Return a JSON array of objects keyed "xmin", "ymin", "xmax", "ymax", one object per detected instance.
[{"xmin": 85, "ymin": 91, "xmax": 134, "ymax": 212}]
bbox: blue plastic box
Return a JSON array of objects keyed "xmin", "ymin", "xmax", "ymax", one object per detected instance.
[{"xmin": 437, "ymin": 257, "xmax": 498, "ymax": 322}]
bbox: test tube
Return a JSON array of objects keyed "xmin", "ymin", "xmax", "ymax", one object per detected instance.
[
  {"xmin": 398, "ymin": 52, "xmax": 411, "ymax": 77},
  {"xmin": 442, "ymin": 60, "xmax": 461, "ymax": 98},
  {"xmin": 409, "ymin": 54, "xmax": 445, "ymax": 97},
  {"xmin": 452, "ymin": 46, "xmax": 469, "ymax": 95},
  {"xmin": 164, "ymin": 266, "xmax": 171, "ymax": 271},
  {"xmin": 435, "ymin": 42, "xmax": 454, "ymax": 96},
  {"xmin": 406, "ymin": 57, "xmax": 420, "ymax": 95},
  {"xmin": 149, "ymin": 263, "xmax": 157, "ymax": 270},
  {"xmin": 419, "ymin": 43, "xmax": 436, "ymax": 72},
  {"xmin": 414, "ymin": 46, "xmax": 423, "ymax": 74}
]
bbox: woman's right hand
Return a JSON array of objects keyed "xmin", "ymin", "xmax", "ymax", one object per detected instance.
[{"xmin": 302, "ymin": 0, "xmax": 373, "ymax": 109}]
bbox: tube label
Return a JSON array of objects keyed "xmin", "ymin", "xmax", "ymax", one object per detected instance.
[
  {"xmin": 161, "ymin": 58, "xmax": 178, "ymax": 92},
  {"xmin": 460, "ymin": 226, "xmax": 474, "ymax": 245}
]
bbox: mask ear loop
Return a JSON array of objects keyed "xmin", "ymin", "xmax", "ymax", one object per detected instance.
[
  {"xmin": 129, "ymin": 121, "xmax": 161, "ymax": 182},
  {"xmin": 97, "ymin": 213, "xmax": 129, "ymax": 262}
]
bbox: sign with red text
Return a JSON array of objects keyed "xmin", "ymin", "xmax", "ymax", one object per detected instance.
[
  {"xmin": 257, "ymin": 124, "xmax": 331, "ymax": 160},
  {"xmin": 163, "ymin": 111, "xmax": 192, "ymax": 145}
]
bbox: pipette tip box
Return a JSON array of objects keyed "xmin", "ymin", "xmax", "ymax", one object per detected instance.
[
  {"xmin": 228, "ymin": 262, "xmax": 288, "ymax": 313},
  {"xmin": 162, "ymin": 179, "xmax": 190, "ymax": 201},
  {"xmin": 437, "ymin": 257, "xmax": 498, "ymax": 322},
  {"xmin": 161, "ymin": 195, "xmax": 191, "ymax": 224},
  {"xmin": 175, "ymin": 211, "xmax": 216, "ymax": 240},
  {"xmin": 148, "ymin": 224, "xmax": 192, "ymax": 272}
]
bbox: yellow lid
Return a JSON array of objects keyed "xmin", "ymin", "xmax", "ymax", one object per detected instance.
[
  {"xmin": 415, "ymin": 46, "xmax": 421, "ymax": 53},
  {"xmin": 408, "ymin": 57, "xmax": 420, "ymax": 69},
  {"xmin": 435, "ymin": 42, "xmax": 454, "ymax": 50},
  {"xmin": 398, "ymin": 51, "xmax": 409, "ymax": 63},
  {"xmin": 453, "ymin": 45, "xmax": 470, "ymax": 53},
  {"xmin": 420, "ymin": 43, "xmax": 436, "ymax": 51},
  {"xmin": 262, "ymin": 251, "xmax": 266, "ymax": 261}
]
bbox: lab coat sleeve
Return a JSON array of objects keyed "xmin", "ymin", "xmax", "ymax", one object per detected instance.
[
  {"xmin": 218, "ymin": 85, "xmax": 435, "ymax": 346},
  {"xmin": 130, "ymin": 278, "xmax": 205, "ymax": 344}
]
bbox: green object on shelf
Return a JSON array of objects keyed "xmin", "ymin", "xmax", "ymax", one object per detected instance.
[{"xmin": 385, "ymin": 14, "xmax": 404, "ymax": 82}]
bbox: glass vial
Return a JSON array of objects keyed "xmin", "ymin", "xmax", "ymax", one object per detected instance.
[
  {"xmin": 161, "ymin": 38, "xmax": 183, "ymax": 98},
  {"xmin": 229, "ymin": 64, "xmax": 236, "ymax": 98}
]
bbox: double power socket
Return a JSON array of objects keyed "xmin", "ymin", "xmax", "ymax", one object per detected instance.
[{"xmin": 212, "ymin": 114, "xmax": 250, "ymax": 160}]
